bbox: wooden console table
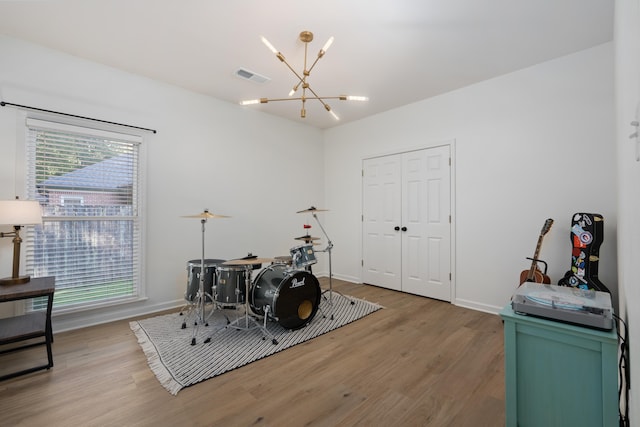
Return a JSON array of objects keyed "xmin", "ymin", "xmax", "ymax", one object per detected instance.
[{"xmin": 0, "ymin": 276, "xmax": 55, "ymax": 380}]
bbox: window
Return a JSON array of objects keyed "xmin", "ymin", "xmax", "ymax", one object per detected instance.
[
  {"xmin": 25, "ymin": 118, "xmax": 143, "ymax": 312},
  {"xmin": 60, "ymin": 196, "xmax": 84, "ymax": 207}
]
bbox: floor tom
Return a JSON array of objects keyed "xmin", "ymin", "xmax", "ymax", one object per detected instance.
[{"xmin": 186, "ymin": 259, "xmax": 225, "ymax": 302}]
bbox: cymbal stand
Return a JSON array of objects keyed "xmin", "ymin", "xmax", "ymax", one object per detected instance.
[
  {"xmin": 214, "ymin": 265, "xmax": 278, "ymax": 345},
  {"xmin": 312, "ymin": 212, "xmax": 354, "ymax": 320},
  {"xmin": 186, "ymin": 216, "xmax": 216, "ymax": 345}
]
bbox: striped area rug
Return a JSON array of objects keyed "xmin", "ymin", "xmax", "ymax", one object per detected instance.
[{"xmin": 130, "ymin": 293, "xmax": 382, "ymax": 395}]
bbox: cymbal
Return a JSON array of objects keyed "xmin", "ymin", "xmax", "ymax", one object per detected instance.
[
  {"xmin": 296, "ymin": 206, "xmax": 329, "ymax": 214},
  {"xmin": 181, "ymin": 210, "xmax": 230, "ymax": 219},
  {"xmin": 223, "ymin": 257, "xmax": 274, "ymax": 266},
  {"xmin": 295, "ymin": 235, "xmax": 321, "ymax": 241}
]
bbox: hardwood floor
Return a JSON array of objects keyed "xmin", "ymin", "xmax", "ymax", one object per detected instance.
[{"xmin": 0, "ymin": 279, "xmax": 505, "ymax": 426}]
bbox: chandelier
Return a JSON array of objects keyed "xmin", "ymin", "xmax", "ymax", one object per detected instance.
[{"xmin": 240, "ymin": 31, "xmax": 368, "ymax": 120}]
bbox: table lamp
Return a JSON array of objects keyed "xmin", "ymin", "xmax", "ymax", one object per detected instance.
[{"xmin": 0, "ymin": 198, "xmax": 42, "ymax": 285}]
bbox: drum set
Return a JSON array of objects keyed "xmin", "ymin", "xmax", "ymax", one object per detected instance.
[{"xmin": 180, "ymin": 207, "xmax": 344, "ymax": 346}]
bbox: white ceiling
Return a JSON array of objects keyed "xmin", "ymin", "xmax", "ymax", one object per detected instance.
[{"xmin": 0, "ymin": 0, "xmax": 613, "ymax": 129}]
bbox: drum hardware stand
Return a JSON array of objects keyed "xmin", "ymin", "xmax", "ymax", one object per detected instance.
[
  {"xmin": 211, "ymin": 281, "xmax": 245, "ymax": 327},
  {"xmin": 206, "ymin": 264, "xmax": 278, "ymax": 345},
  {"xmin": 312, "ymin": 211, "xmax": 354, "ymax": 320},
  {"xmin": 201, "ymin": 299, "xmax": 242, "ymax": 345},
  {"xmin": 183, "ymin": 217, "xmax": 216, "ymax": 344},
  {"xmin": 179, "ymin": 209, "xmax": 231, "ymax": 345}
]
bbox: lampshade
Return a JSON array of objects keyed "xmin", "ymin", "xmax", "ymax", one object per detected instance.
[
  {"xmin": 0, "ymin": 199, "xmax": 42, "ymax": 285},
  {"xmin": 0, "ymin": 200, "xmax": 42, "ymax": 226}
]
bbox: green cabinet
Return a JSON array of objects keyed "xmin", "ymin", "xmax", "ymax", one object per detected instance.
[{"xmin": 500, "ymin": 305, "xmax": 618, "ymax": 427}]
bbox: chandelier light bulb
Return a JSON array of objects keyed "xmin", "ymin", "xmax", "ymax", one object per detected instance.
[
  {"xmin": 240, "ymin": 98, "xmax": 268, "ymax": 105},
  {"xmin": 321, "ymin": 36, "xmax": 335, "ymax": 53},
  {"xmin": 346, "ymin": 96, "xmax": 368, "ymax": 101},
  {"xmin": 289, "ymin": 83, "xmax": 301, "ymax": 97},
  {"xmin": 260, "ymin": 36, "xmax": 278, "ymax": 54}
]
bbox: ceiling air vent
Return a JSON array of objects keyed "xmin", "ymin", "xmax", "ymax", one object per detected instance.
[{"xmin": 234, "ymin": 68, "xmax": 270, "ymax": 84}]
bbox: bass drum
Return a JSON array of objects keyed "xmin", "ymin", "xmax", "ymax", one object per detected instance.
[{"xmin": 250, "ymin": 265, "xmax": 321, "ymax": 330}]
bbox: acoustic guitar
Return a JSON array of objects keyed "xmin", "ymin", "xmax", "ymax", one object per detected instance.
[{"xmin": 519, "ymin": 218, "xmax": 554, "ymax": 285}]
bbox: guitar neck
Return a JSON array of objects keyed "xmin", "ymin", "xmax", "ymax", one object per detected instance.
[
  {"xmin": 521, "ymin": 218, "xmax": 553, "ymax": 285},
  {"xmin": 526, "ymin": 236, "xmax": 545, "ymax": 280}
]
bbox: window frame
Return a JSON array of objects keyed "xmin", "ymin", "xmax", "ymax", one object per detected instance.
[{"xmin": 23, "ymin": 117, "xmax": 146, "ymax": 314}]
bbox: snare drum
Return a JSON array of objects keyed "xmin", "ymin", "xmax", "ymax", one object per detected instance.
[
  {"xmin": 185, "ymin": 259, "xmax": 225, "ymax": 302},
  {"xmin": 273, "ymin": 255, "xmax": 293, "ymax": 266},
  {"xmin": 290, "ymin": 244, "xmax": 317, "ymax": 269},
  {"xmin": 250, "ymin": 264, "xmax": 321, "ymax": 330},
  {"xmin": 215, "ymin": 266, "xmax": 249, "ymax": 305}
]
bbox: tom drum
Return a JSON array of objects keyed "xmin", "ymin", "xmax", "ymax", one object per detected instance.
[
  {"xmin": 290, "ymin": 243, "xmax": 317, "ymax": 269},
  {"xmin": 215, "ymin": 265, "xmax": 249, "ymax": 305}
]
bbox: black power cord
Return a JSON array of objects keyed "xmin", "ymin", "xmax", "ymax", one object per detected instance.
[{"xmin": 612, "ymin": 313, "xmax": 629, "ymax": 427}]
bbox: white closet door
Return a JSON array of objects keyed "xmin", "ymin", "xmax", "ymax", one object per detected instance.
[
  {"xmin": 401, "ymin": 145, "xmax": 451, "ymax": 301},
  {"xmin": 362, "ymin": 145, "xmax": 452, "ymax": 301},
  {"xmin": 362, "ymin": 154, "xmax": 402, "ymax": 290}
]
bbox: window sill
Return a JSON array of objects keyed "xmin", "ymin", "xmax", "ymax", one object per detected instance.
[{"xmin": 51, "ymin": 296, "xmax": 149, "ymax": 317}]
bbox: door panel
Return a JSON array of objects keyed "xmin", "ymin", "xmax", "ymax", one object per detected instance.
[
  {"xmin": 362, "ymin": 155, "xmax": 402, "ymax": 290},
  {"xmin": 421, "ymin": 146, "xmax": 451, "ymax": 301}
]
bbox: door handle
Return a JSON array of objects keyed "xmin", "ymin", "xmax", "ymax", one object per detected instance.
[
  {"xmin": 401, "ymin": 227, "xmax": 407, "ymax": 232},
  {"xmin": 394, "ymin": 226, "xmax": 400, "ymax": 231}
]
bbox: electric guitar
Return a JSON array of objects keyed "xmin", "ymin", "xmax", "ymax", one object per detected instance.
[{"xmin": 519, "ymin": 218, "xmax": 553, "ymax": 285}]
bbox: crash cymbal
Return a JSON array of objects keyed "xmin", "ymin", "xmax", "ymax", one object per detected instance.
[
  {"xmin": 181, "ymin": 209, "xmax": 230, "ymax": 219},
  {"xmin": 296, "ymin": 206, "xmax": 329, "ymax": 214},
  {"xmin": 295, "ymin": 235, "xmax": 321, "ymax": 241},
  {"xmin": 223, "ymin": 257, "xmax": 274, "ymax": 266}
]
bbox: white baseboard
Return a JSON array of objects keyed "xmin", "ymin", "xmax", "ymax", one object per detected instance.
[
  {"xmin": 454, "ymin": 298, "xmax": 503, "ymax": 315},
  {"xmin": 314, "ymin": 272, "xmax": 360, "ymax": 284},
  {"xmin": 52, "ymin": 278, "xmax": 505, "ymax": 333},
  {"xmin": 52, "ymin": 299, "xmax": 183, "ymax": 333}
]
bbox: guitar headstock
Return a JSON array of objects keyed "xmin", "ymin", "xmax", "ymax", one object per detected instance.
[{"xmin": 541, "ymin": 218, "xmax": 554, "ymax": 235}]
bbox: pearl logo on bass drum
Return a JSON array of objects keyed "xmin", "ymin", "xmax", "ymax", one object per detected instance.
[{"xmin": 290, "ymin": 276, "xmax": 306, "ymax": 288}]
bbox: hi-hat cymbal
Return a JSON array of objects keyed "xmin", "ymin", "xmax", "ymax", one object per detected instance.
[
  {"xmin": 181, "ymin": 210, "xmax": 230, "ymax": 219},
  {"xmin": 296, "ymin": 206, "xmax": 329, "ymax": 213},
  {"xmin": 295, "ymin": 235, "xmax": 321, "ymax": 241},
  {"xmin": 223, "ymin": 257, "xmax": 274, "ymax": 266}
]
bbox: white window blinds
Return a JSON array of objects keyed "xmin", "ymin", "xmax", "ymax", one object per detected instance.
[{"xmin": 25, "ymin": 118, "xmax": 143, "ymax": 312}]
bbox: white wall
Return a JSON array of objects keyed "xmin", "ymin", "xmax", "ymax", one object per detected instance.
[
  {"xmin": 615, "ymin": 0, "xmax": 640, "ymax": 423},
  {"xmin": 0, "ymin": 35, "xmax": 619, "ymax": 335},
  {"xmin": 0, "ymin": 35, "xmax": 325, "ymax": 331},
  {"xmin": 0, "ymin": 19, "xmax": 630, "ymax": 416},
  {"xmin": 324, "ymin": 43, "xmax": 616, "ymax": 314}
]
